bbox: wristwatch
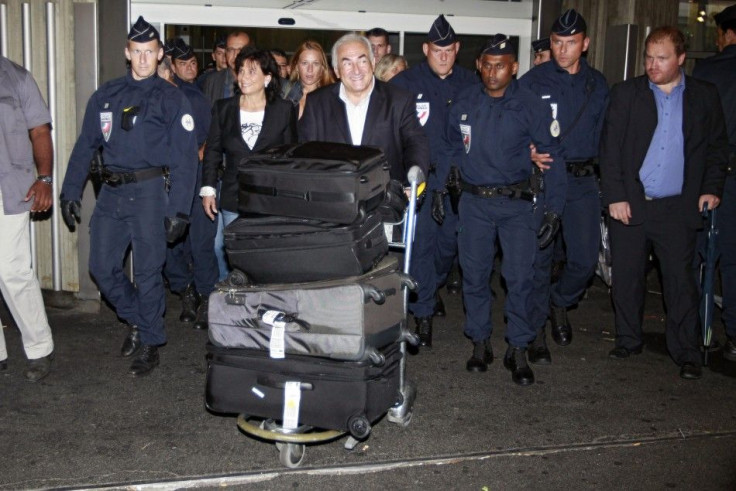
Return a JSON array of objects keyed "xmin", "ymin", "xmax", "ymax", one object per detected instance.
[{"xmin": 37, "ymin": 175, "xmax": 53, "ymax": 185}]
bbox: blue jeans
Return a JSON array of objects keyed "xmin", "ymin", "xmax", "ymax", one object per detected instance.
[{"xmin": 215, "ymin": 209, "xmax": 239, "ymax": 281}]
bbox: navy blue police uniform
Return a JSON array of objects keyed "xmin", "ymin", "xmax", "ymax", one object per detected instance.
[
  {"xmin": 692, "ymin": 4, "xmax": 736, "ymax": 358},
  {"xmin": 61, "ymin": 17, "xmax": 198, "ymax": 374},
  {"xmin": 163, "ymin": 41, "xmax": 218, "ymax": 328},
  {"xmin": 518, "ymin": 9, "xmax": 609, "ymax": 348}
]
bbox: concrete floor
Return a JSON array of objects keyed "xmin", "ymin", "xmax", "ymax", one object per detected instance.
[{"xmin": 1, "ymin": 274, "xmax": 735, "ymax": 490}]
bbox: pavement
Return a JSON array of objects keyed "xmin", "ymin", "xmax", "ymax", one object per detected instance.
[{"xmin": 1, "ymin": 272, "xmax": 736, "ymax": 490}]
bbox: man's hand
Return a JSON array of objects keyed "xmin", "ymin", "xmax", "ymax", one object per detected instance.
[
  {"xmin": 699, "ymin": 194, "xmax": 720, "ymax": 212},
  {"xmin": 25, "ymin": 180, "xmax": 52, "ymax": 213},
  {"xmin": 608, "ymin": 201, "xmax": 631, "ymax": 225},
  {"xmin": 60, "ymin": 199, "xmax": 81, "ymax": 231},
  {"xmin": 537, "ymin": 212, "xmax": 561, "ymax": 249},
  {"xmin": 431, "ymin": 190, "xmax": 445, "ymax": 225},
  {"xmin": 164, "ymin": 215, "xmax": 189, "ymax": 243},
  {"xmin": 530, "ymin": 143, "xmax": 553, "ymax": 171},
  {"xmin": 202, "ymin": 195, "xmax": 218, "ymax": 221}
]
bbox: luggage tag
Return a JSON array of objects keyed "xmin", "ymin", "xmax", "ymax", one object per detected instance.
[
  {"xmin": 262, "ymin": 310, "xmax": 287, "ymax": 359},
  {"xmin": 282, "ymin": 381, "xmax": 301, "ymax": 429}
]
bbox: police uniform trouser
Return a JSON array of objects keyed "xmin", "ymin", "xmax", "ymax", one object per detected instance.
[
  {"xmin": 529, "ymin": 174, "xmax": 600, "ymax": 330},
  {"xmin": 89, "ymin": 178, "xmax": 167, "ymax": 346},
  {"xmin": 0, "ymin": 189, "xmax": 54, "ymax": 361},
  {"xmin": 164, "ymin": 168, "xmax": 218, "ymax": 297},
  {"xmin": 409, "ymin": 192, "xmax": 458, "ymax": 318},
  {"xmin": 610, "ymin": 196, "xmax": 701, "ymax": 366},
  {"xmin": 458, "ymin": 193, "xmax": 536, "ymax": 347}
]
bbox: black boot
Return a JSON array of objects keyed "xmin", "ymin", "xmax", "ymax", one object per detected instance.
[
  {"xmin": 433, "ymin": 292, "xmax": 446, "ymax": 317},
  {"xmin": 129, "ymin": 345, "xmax": 160, "ymax": 377},
  {"xmin": 528, "ymin": 327, "xmax": 552, "ymax": 365},
  {"xmin": 446, "ymin": 260, "xmax": 462, "ymax": 294},
  {"xmin": 724, "ymin": 337, "xmax": 736, "ymax": 362},
  {"xmin": 503, "ymin": 346, "xmax": 535, "ymax": 386},
  {"xmin": 120, "ymin": 325, "xmax": 141, "ymax": 358},
  {"xmin": 415, "ymin": 316, "xmax": 433, "ymax": 347},
  {"xmin": 179, "ymin": 284, "xmax": 200, "ymax": 323},
  {"xmin": 550, "ymin": 304, "xmax": 572, "ymax": 346},
  {"xmin": 193, "ymin": 297, "xmax": 209, "ymax": 330},
  {"xmin": 466, "ymin": 340, "xmax": 493, "ymax": 372}
]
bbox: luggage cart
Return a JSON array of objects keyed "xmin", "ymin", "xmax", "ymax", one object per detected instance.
[{"xmin": 233, "ymin": 166, "xmax": 425, "ymax": 468}]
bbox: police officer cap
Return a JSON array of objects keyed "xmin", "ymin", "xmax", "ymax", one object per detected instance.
[
  {"xmin": 163, "ymin": 39, "xmax": 176, "ymax": 56},
  {"xmin": 551, "ymin": 9, "xmax": 587, "ymax": 36},
  {"xmin": 480, "ymin": 34, "xmax": 515, "ymax": 56},
  {"xmin": 172, "ymin": 38, "xmax": 195, "ymax": 60},
  {"xmin": 128, "ymin": 16, "xmax": 160, "ymax": 43},
  {"xmin": 532, "ymin": 37, "xmax": 550, "ymax": 53},
  {"xmin": 428, "ymin": 14, "xmax": 457, "ymax": 46},
  {"xmin": 714, "ymin": 4, "xmax": 736, "ymax": 27}
]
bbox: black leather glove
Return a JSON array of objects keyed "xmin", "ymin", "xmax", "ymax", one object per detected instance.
[
  {"xmin": 431, "ymin": 190, "xmax": 446, "ymax": 225},
  {"xmin": 538, "ymin": 212, "xmax": 561, "ymax": 249},
  {"xmin": 164, "ymin": 214, "xmax": 189, "ymax": 243},
  {"xmin": 60, "ymin": 199, "xmax": 81, "ymax": 232}
]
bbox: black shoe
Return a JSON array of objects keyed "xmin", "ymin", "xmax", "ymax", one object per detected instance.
[
  {"xmin": 24, "ymin": 352, "xmax": 54, "ymax": 382},
  {"xmin": 433, "ymin": 293, "xmax": 446, "ymax": 317},
  {"xmin": 724, "ymin": 337, "xmax": 736, "ymax": 362},
  {"xmin": 528, "ymin": 328, "xmax": 552, "ymax": 365},
  {"xmin": 129, "ymin": 345, "xmax": 160, "ymax": 377},
  {"xmin": 193, "ymin": 297, "xmax": 209, "ymax": 330},
  {"xmin": 503, "ymin": 346, "xmax": 535, "ymax": 386},
  {"xmin": 608, "ymin": 346, "xmax": 643, "ymax": 359},
  {"xmin": 550, "ymin": 304, "xmax": 572, "ymax": 346},
  {"xmin": 120, "ymin": 326, "xmax": 142, "ymax": 358},
  {"xmin": 414, "ymin": 316, "xmax": 433, "ymax": 347},
  {"xmin": 0, "ymin": 359, "xmax": 7, "ymax": 371},
  {"xmin": 679, "ymin": 362, "xmax": 702, "ymax": 380},
  {"xmin": 466, "ymin": 340, "xmax": 493, "ymax": 372},
  {"xmin": 179, "ymin": 284, "xmax": 200, "ymax": 323}
]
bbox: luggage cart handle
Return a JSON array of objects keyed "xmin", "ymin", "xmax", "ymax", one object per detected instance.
[{"xmin": 256, "ymin": 376, "xmax": 314, "ymax": 391}]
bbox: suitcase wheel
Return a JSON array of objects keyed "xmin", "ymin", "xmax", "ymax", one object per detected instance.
[
  {"xmin": 226, "ymin": 269, "xmax": 251, "ymax": 287},
  {"xmin": 347, "ymin": 414, "xmax": 372, "ymax": 440},
  {"xmin": 275, "ymin": 442, "xmax": 305, "ymax": 468}
]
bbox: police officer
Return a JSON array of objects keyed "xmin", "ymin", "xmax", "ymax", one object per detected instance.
[
  {"xmin": 391, "ymin": 14, "xmax": 477, "ymax": 347},
  {"xmin": 532, "ymin": 38, "xmax": 551, "ymax": 66},
  {"xmin": 165, "ymin": 39, "xmax": 218, "ymax": 330},
  {"xmin": 448, "ymin": 35, "xmax": 566, "ymax": 385},
  {"xmin": 693, "ymin": 4, "xmax": 736, "ymax": 361},
  {"xmin": 60, "ymin": 17, "xmax": 198, "ymax": 377},
  {"xmin": 519, "ymin": 9, "xmax": 609, "ymax": 362}
]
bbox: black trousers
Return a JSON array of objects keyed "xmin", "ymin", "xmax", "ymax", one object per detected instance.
[{"xmin": 609, "ymin": 196, "xmax": 702, "ymax": 366}]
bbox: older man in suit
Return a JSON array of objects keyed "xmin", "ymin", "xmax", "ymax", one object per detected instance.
[
  {"xmin": 599, "ymin": 26, "xmax": 729, "ymax": 380},
  {"xmin": 298, "ymin": 33, "xmax": 429, "ymax": 183}
]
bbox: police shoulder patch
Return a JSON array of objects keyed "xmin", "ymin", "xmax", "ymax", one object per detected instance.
[{"xmin": 181, "ymin": 114, "xmax": 195, "ymax": 132}]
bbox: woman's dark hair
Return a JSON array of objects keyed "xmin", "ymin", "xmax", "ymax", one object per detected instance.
[{"xmin": 233, "ymin": 47, "xmax": 282, "ymax": 102}]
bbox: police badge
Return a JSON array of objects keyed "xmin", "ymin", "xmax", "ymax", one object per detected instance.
[
  {"xmin": 100, "ymin": 112, "xmax": 113, "ymax": 142},
  {"xmin": 416, "ymin": 102, "xmax": 430, "ymax": 127},
  {"xmin": 460, "ymin": 124, "xmax": 471, "ymax": 153}
]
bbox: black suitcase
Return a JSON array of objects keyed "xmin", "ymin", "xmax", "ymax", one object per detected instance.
[
  {"xmin": 208, "ymin": 256, "xmax": 410, "ymax": 363},
  {"xmin": 224, "ymin": 211, "xmax": 388, "ymax": 284},
  {"xmin": 237, "ymin": 141, "xmax": 390, "ymax": 224},
  {"xmin": 205, "ymin": 342, "xmax": 402, "ymax": 437}
]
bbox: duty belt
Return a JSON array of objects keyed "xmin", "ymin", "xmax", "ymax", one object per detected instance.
[
  {"xmin": 566, "ymin": 159, "xmax": 598, "ymax": 178},
  {"xmin": 460, "ymin": 181, "xmax": 535, "ymax": 202},
  {"xmin": 102, "ymin": 166, "xmax": 168, "ymax": 186}
]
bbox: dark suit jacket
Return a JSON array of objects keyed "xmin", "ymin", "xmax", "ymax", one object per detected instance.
[
  {"xmin": 203, "ymin": 96, "xmax": 297, "ymax": 212},
  {"xmin": 599, "ymin": 75, "xmax": 729, "ymax": 228},
  {"xmin": 200, "ymin": 69, "xmax": 231, "ymax": 104},
  {"xmin": 298, "ymin": 80, "xmax": 429, "ymax": 183}
]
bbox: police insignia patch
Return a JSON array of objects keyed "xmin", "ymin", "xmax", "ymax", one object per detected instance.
[
  {"xmin": 460, "ymin": 124, "xmax": 471, "ymax": 153},
  {"xmin": 550, "ymin": 119, "xmax": 561, "ymax": 137},
  {"xmin": 181, "ymin": 114, "xmax": 195, "ymax": 132},
  {"xmin": 416, "ymin": 102, "xmax": 430, "ymax": 127},
  {"xmin": 100, "ymin": 112, "xmax": 113, "ymax": 142}
]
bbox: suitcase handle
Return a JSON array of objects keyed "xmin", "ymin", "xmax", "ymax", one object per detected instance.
[
  {"xmin": 363, "ymin": 286, "xmax": 386, "ymax": 305},
  {"xmin": 256, "ymin": 376, "xmax": 314, "ymax": 391}
]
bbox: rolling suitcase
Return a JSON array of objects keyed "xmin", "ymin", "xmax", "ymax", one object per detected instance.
[
  {"xmin": 224, "ymin": 211, "xmax": 388, "ymax": 284},
  {"xmin": 209, "ymin": 256, "xmax": 411, "ymax": 364},
  {"xmin": 237, "ymin": 141, "xmax": 390, "ymax": 224},
  {"xmin": 204, "ymin": 342, "xmax": 402, "ymax": 438}
]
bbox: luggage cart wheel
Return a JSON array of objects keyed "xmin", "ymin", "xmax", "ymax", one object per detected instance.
[
  {"xmin": 276, "ymin": 442, "xmax": 305, "ymax": 468},
  {"xmin": 347, "ymin": 415, "xmax": 371, "ymax": 439},
  {"xmin": 227, "ymin": 269, "xmax": 250, "ymax": 287}
]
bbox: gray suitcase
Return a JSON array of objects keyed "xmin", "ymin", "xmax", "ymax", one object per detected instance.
[{"xmin": 208, "ymin": 257, "xmax": 414, "ymax": 364}]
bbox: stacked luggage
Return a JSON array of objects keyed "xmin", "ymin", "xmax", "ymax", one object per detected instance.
[{"xmin": 204, "ymin": 142, "xmax": 420, "ymax": 467}]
